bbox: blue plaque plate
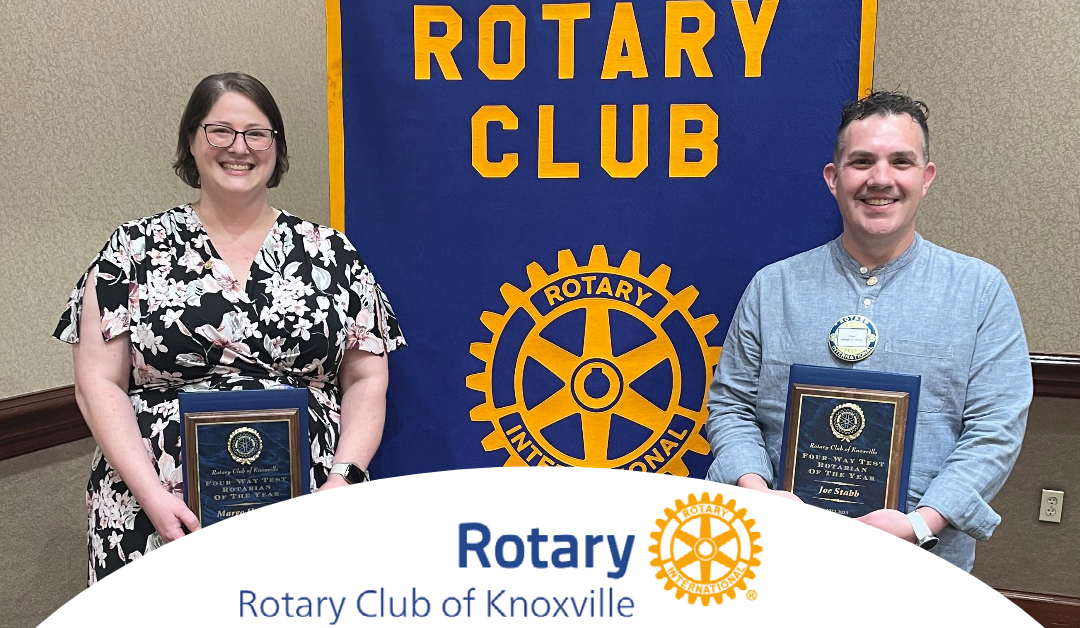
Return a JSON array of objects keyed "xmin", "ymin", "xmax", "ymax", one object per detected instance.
[
  {"xmin": 179, "ymin": 388, "xmax": 311, "ymax": 527},
  {"xmin": 778, "ymin": 365, "xmax": 920, "ymax": 518}
]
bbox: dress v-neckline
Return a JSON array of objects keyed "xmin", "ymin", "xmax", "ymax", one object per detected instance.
[{"xmin": 185, "ymin": 203, "xmax": 283, "ymax": 296}]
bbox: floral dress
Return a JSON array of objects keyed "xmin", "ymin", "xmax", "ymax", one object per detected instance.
[{"xmin": 53, "ymin": 204, "xmax": 405, "ymax": 585}]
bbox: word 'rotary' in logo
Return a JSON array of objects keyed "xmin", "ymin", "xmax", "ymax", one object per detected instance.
[
  {"xmin": 829, "ymin": 403, "xmax": 865, "ymax": 443},
  {"xmin": 467, "ymin": 246, "xmax": 721, "ymax": 475},
  {"xmin": 650, "ymin": 493, "xmax": 761, "ymax": 606},
  {"xmin": 227, "ymin": 427, "xmax": 263, "ymax": 464}
]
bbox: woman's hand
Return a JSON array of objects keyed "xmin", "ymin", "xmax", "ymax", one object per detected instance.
[
  {"xmin": 139, "ymin": 488, "xmax": 202, "ymax": 542},
  {"xmin": 318, "ymin": 473, "xmax": 351, "ymax": 492}
]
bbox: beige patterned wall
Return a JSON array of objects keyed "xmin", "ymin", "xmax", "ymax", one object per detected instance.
[
  {"xmin": 874, "ymin": 1, "xmax": 1080, "ymax": 354},
  {"xmin": 1, "ymin": 1, "xmax": 1078, "ymax": 621},
  {"xmin": 0, "ymin": 0, "xmax": 329, "ymax": 398},
  {"xmin": 2, "ymin": 1, "xmax": 1079, "ymax": 400}
]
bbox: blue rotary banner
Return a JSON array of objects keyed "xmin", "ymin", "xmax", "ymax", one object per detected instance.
[{"xmin": 328, "ymin": 0, "xmax": 875, "ymax": 478}]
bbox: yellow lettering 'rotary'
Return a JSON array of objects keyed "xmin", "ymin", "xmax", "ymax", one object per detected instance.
[
  {"xmin": 542, "ymin": 3, "xmax": 591, "ymax": 79},
  {"xmin": 665, "ymin": 1, "xmax": 715, "ymax": 78},
  {"xmin": 601, "ymin": 2, "xmax": 648, "ymax": 79},
  {"xmin": 478, "ymin": 5, "xmax": 526, "ymax": 80},
  {"xmin": 413, "ymin": 6, "xmax": 462, "ymax": 80},
  {"xmin": 732, "ymin": 0, "xmax": 779, "ymax": 78}
]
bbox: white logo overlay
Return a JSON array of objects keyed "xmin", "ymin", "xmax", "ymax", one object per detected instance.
[{"xmin": 42, "ymin": 469, "xmax": 1038, "ymax": 626}]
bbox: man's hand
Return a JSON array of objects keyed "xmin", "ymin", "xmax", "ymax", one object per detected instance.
[
  {"xmin": 856, "ymin": 507, "xmax": 946, "ymax": 543},
  {"xmin": 856, "ymin": 509, "xmax": 915, "ymax": 542},
  {"xmin": 736, "ymin": 473, "xmax": 804, "ymax": 503}
]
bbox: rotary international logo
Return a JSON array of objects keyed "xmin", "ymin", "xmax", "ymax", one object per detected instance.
[
  {"xmin": 829, "ymin": 402, "xmax": 865, "ymax": 442},
  {"xmin": 650, "ymin": 492, "xmax": 761, "ymax": 606},
  {"xmin": 227, "ymin": 426, "xmax": 263, "ymax": 464},
  {"xmin": 467, "ymin": 246, "xmax": 720, "ymax": 474}
]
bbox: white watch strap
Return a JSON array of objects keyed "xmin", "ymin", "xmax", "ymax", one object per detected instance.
[{"xmin": 907, "ymin": 510, "xmax": 933, "ymax": 542}]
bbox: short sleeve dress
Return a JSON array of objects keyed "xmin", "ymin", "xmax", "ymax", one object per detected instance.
[{"xmin": 53, "ymin": 204, "xmax": 405, "ymax": 585}]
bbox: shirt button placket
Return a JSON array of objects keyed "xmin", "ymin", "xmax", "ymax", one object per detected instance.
[
  {"xmin": 861, "ymin": 280, "xmax": 881, "ymax": 316},
  {"xmin": 858, "ymin": 268, "xmax": 880, "ymax": 317}
]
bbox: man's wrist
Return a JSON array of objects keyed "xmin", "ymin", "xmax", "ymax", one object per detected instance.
[
  {"xmin": 736, "ymin": 474, "xmax": 769, "ymax": 490},
  {"xmin": 915, "ymin": 506, "xmax": 947, "ymax": 535}
]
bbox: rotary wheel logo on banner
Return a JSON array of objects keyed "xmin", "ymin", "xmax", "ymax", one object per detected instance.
[{"xmin": 467, "ymin": 245, "xmax": 721, "ymax": 475}]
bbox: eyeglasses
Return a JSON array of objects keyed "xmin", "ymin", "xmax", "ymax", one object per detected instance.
[{"xmin": 200, "ymin": 124, "xmax": 276, "ymax": 151}]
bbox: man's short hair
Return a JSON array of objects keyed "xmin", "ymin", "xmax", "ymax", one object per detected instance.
[{"xmin": 833, "ymin": 90, "xmax": 930, "ymax": 165}]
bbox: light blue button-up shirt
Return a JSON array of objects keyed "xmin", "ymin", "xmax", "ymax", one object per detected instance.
[{"xmin": 705, "ymin": 234, "xmax": 1032, "ymax": 571}]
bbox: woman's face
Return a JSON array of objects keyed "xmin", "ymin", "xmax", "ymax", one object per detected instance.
[{"xmin": 190, "ymin": 91, "xmax": 277, "ymax": 199}]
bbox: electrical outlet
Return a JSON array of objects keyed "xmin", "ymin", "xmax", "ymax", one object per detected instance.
[{"xmin": 1039, "ymin": 489, "xmax": 1064, "ymax": 523}]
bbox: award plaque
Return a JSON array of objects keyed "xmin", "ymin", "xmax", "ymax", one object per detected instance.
[
  {"xmin": 777, "ymin": 365, "xmax": 920, "ymax": 518},
  {"xmin": 179, "ymin": 388, "xmax": 311, "ymax": 527}
]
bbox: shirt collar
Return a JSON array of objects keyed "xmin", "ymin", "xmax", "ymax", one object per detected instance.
[{"xmin": 829, "ymin": 232, "xmax": 924, "ymax": 277}]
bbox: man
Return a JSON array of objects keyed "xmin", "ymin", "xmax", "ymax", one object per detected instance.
[{"xmin": 705, "ymin": 91, "xmax": 1032, "ymax": 571}]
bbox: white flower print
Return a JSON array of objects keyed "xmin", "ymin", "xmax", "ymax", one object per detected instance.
[
  {"xmin": 291, "ymin": 317, "xmax": 313, "ymax": 340},
  {"xmin": 131, "ymin": 394, "xmax": 149, "ymax": 415},
  {"xmin": 204, "ymin": 262, "xmax": 249, "ymax": 304},
  {"xmin": 132, "ymin": 323, "xmax": 166, "ymax": 355},
  {"xmin": 295, "ymin": 222, "xmax": 325, "ymax": 257},
  {"xmin": 149, "ymin": 417, "xmax": 168, "ymax": 450},
  {"xmin": 175, "ymin": 353, "xmax": 207, "ymax": 367},
  {"xmin": 133, "ymin": 351, "xmax": 184, "ymax": 386},
  {"xmin": 149, "ymin": 222, "xmax": 168, "ymax": 243},
  {"xmin": 129, "ymin": 236, "xmax": 146, "ymax": 264},
  {"xmin": 260, "ymin": 272, "xmax": 314, "ymax": 328},
  {"xmin": 91, "ymin": 534, "xmax": 107, "ymax": 568},
  {"xmin": 263, "ymin": 335, "xmax": 287, "ymax": 358},
  {"xmin": 100, "ymin": 305, "xmax": 130, "ymax": 340},
  {"xmin": 195, "ymin": 311, "xmax": 255, "ymax": 364},
  {"xmin": 178, "ymin": 247, "xmax": 205, "ymax": 274},
  {"xmin": 160, "ymin": 308, "xmax": 191, "ymax": 336},
  {"xmin": 158, "ymin": 452, "xmax": 183, "ymax": 496},
  {"xmin": 148, "ymin": 248, "xmax": 172, "ymax": 266}
]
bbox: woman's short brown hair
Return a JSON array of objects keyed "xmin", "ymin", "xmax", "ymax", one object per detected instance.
[{"xmin": 173, "ymin": 72, "xmax": 290, "ymax": 188}]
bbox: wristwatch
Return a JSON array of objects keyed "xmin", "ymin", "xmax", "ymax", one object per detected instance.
[
  {"xmin": 907, "ymin": 511, "xmax": 939, "ymax": 550},
  {"xmin": 329, "ymin": 462, "xmax": 370, "ymax": 485}
]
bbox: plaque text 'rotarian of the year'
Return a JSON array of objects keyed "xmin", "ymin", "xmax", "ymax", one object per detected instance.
[
  {"xmin": 205, "ymin": 473, "xmax": 289, "ymax": 501},
  {"xmin": 801, "ymin": 444, "xmax": 885, "ymax": 483}
]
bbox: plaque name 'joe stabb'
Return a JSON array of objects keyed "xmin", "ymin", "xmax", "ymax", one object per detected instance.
[{"xmin": 778, "ymin": 365, "xmax": 920, "ymax": 519}]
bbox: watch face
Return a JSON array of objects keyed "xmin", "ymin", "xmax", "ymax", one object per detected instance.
[
  {"xmin": 343, "ymin": 465, "xmax": 366, "ymax": 484},
  {"xmin": 919, "ymin": 537, "xmax": 939, "ymax": 550}
]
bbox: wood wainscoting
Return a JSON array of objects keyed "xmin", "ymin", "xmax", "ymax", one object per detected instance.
[
  {"xmin": 1000, "ymin": 589, "xmax": 1080, "ymax": 628},
  {"xmin": 1, "ymin": 353, "xmax": 1077, "ymax": 461},
  {"xmin": 0, "ymin": 354, "xmax": 1078, "ymax": 621},
  {"xmin": 0, "ymin": 385, "xmax": 86, "ymax": 461}
]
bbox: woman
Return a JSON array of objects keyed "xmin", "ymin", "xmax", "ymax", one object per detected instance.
[{"xmin": 54, "ymin": 72, "xmax": 404, "ymax": 585}]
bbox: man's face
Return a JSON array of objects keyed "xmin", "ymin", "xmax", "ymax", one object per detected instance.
[{"xmin": 823, "ymin": 113, "xmax": 936, "ymax": 246}]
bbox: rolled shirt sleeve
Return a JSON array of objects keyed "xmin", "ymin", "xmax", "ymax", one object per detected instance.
[
  {"xmin": 705, "ymin": 275, "xmax": 776, "ymax": 487},
  {"xmin": 917, "ymin": 273, "xmax": 1031, "ymax": 540}
]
